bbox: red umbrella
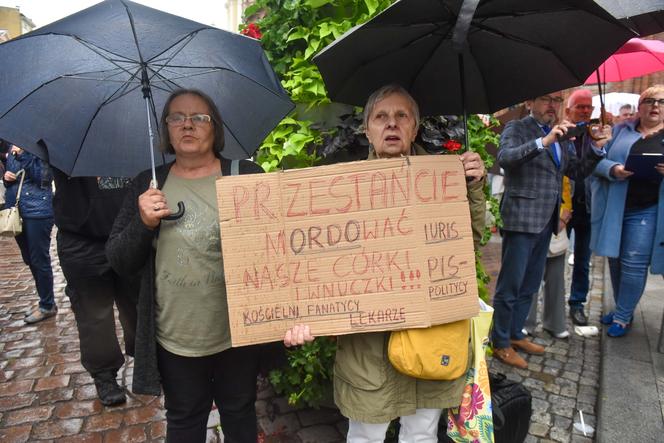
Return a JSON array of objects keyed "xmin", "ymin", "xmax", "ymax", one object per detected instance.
[
  {"xmin": 585, "ymin": 38, "xmax": 664, "ymax": 84},
  {"xmin": 584, "ymin": 38, "xmax": 664, "ymax": 123}
]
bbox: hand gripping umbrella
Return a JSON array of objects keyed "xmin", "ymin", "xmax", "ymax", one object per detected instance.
[
  {"xmin": 313, "ymin": 0, "xmax": 633, "ymax": 149},
  {"xmin": 0, "ymin": 0, "xmax": 294, "ymax": 218}
]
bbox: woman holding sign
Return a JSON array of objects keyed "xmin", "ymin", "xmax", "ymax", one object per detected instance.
[
  {"xmin": 107, "ymin": 89, "xmax": 278, "ymax": 442},
  {"xmin": 285, "ymin": 84, "xmax": 486, "ymax": 442},
  {"xmin": 590, "ymin": 84, "xmax": 664, "ymax": 338}
]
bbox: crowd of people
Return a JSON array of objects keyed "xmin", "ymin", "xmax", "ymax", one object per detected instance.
[{"xmin": 0, "ymin": 80, "xmax": 662, "ymax": 442}]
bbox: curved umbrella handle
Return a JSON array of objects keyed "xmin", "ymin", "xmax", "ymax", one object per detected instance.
[{"xmin": 163, "ymin": 201, "xmax": 185, "ymax": 220}]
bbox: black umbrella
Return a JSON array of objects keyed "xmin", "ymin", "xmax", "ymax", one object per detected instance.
[
  {"xmin": 597, "ymin": 0, "xmax": 664, "ymax": 36},
  {"xmin": 0, "ymin": 0, "xmax": 293, "ymax": 182},
  {"xmin": 314, "ymin": 0, "xmax": 633, "ymax": 148}
]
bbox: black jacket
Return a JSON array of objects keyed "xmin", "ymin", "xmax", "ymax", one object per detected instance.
[{"xmin": 106, "ymin": 159, "xmax": 263, "ymax": 395}]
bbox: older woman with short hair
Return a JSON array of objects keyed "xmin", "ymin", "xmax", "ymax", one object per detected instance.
[
  {"xmin": 286, "ymin": 84, "xmax": 486, "ymax": 442},
  {"xmin": 591, "ymin": 84, "xmax": 664, "ymax": 337},
  {"xmin": 107, "ymin": 89, "xmax": 275, "ymax": 442}
]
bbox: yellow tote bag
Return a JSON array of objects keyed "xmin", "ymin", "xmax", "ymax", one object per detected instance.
[{"xmin": 388, "ymin": 319, "xmax": 471, "ymax": 380}]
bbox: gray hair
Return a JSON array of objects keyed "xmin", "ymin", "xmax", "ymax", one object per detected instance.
[{"xmin": 363, "ymin": 84, "xmax": 420, "ymax": 130}]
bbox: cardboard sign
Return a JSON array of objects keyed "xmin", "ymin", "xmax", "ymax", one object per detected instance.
[{"xmin": 216, "ymin": 156, "xmax": 479, "ymax": 346}]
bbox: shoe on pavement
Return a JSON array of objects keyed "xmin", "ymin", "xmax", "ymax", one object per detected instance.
[
  {"xmin": 607, "ymin": 321, "xmax": 629, "ymax": 338},
  {"xmin": 94, "ymin": 373, "xmax": 127, "ymax": 406},
  {"xmin": 24, "ymin": 306, "xmax": 57, "ymax": 324},
  {"xmin": 601, "ymin": 312, "xmax": 633, "ymax": 327},
  {"xmin": 24, "ymin": 302, "xmax": 40, "ymax": 317},
  {"xmin": 545, "ymin": 329, "xmax": 569, "ymax": 339},
  {"xmin": 570, "ymin": 309, "xmax": 588, "ymax": 326},
  {"xmin": 494, "ymin": 347, "xmax": 528, "ymax": 369},
  {"xmin": 510, "ymin": 338, "xmax": 545, "ymax": 355}
]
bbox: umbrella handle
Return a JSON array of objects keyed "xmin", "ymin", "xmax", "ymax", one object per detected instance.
[{"xmin": 163, "ymin": 201, "xmax": 185, "ymax": 220}]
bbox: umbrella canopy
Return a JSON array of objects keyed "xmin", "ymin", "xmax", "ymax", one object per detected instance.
[
  {"xmin": 596, "ymin": 0, "xmax": 664, "ymax": 36},
  {"xmin": 313, "ymin": 0, "xmax": 634, "ymax": 117},
  {"xmin": 0, "ymin": 0, "xmax": 293, "ymax": 178},
  {"xmin": 584, "ymin": 38, "xmax": 664, "ymax": 84}
]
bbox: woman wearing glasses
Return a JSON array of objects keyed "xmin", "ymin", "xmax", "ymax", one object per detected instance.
[
  {"xmin": 591, "ymin": 84, "xmax": 664, "ymax": 337},
  {"xmin": 107, "ymin": 89, "xmax": 275, "ymax": 442}
]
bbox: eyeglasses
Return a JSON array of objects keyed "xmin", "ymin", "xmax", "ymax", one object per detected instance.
[
  {"xmin": 165, "ymin": 113, "xmax": 212, "ymax": 126},
  {"xmin": 572, "ymin": 104, "xmax": 594, "ymax": 111},
  {"xmin": 640, "ymin": 98, "xmax": 664, "ymax": 106},
  {"xmin": 537, "ymin": 95, "xmax": 564, "ymax": 105}
]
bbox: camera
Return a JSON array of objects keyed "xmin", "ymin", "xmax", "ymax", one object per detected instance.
[{"xmin": 557, "ymin": 122, "xmax": 588, "ymax": 142}]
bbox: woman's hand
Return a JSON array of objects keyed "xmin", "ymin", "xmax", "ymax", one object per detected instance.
[
  {"xmin": 284, "ymin": 324, "xmax": 314, "ymax": 347},
  {"xmin": 610, "ymin": 164, "xmax": 633, "ymax": 180},
  {"xmin": 3, "ymin": 170, "xmax": 17, "ymax": 182},
  {"xmin": 656, "ymin": 163, "xmax": 664, "ymax": 177},
  {"xmin": 138, "ymin": 187, "xmax": 171, "ymax": 229},
  {"xmin": 459, "ymin": 151, "xmax": 485, "ymax": 183}
]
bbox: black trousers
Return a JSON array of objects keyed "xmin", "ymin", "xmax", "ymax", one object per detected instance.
[
  {"xmin": 157, "ymin": 344, "xmax": 262, "ymax": 443},
  {"xmin": 65, "ymin": 270, "xmax": 138, "ymax": 377}
]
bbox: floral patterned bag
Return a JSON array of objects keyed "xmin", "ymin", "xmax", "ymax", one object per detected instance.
[{"xmin": 447, "ymin": 300, "xmax": 495, "ymax": 443}]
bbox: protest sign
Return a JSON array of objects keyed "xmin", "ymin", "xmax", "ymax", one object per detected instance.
[{"xmin": 217, "ymin": 156, "xmax": 479, "ymax": 346}]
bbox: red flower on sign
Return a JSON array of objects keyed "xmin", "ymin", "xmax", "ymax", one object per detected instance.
[
  {"xmin": 443, "ymin": 139, "xmax": 462, "ymax": 151},
  {"xmin": 241, "ymin": 23, "xmax": 262, "ymax": 40}
]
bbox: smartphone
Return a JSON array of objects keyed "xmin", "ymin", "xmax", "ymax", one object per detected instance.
[{"xmin": 558, "ymin": 122, "xmax": 588, "ymax": 142}]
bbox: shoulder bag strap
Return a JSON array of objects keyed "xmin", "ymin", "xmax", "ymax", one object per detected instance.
[{"xmin": 14, "ymin": 169, "xmax": 26, "ymax": 205}]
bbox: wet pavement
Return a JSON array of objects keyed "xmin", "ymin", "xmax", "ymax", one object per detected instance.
[{"xmin": 0, "ymin": 231, "xmax": 640, "ymax": 442}]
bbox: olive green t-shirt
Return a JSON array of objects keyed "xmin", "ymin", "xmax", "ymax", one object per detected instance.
[{"xmin": 155, "ymin": 172, "xmax": 231, "ymax": 357}]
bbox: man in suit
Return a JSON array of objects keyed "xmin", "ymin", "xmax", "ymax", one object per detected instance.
[
  {"xmin": 565, "ymin": 89, "xmax": 594, "ymax": 326},
  {"xmin": 492, "ymin": 92, "xmax": 610, "ymax": 369}
]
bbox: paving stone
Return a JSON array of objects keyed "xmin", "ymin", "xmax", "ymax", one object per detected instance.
[
  {"xmin": 150, "ymin": 420, "xmax": 167, "ymax": 439},
  {"xmin": 34, "ymin": 374, "xmax": 70, "ymax": 391},
  {"xmin": 0, "ymin": 424, "xmax": 32, "ymax": 443},
  {"xmin": 54, "ymin": 400, "xmax": 102, "ymax": 419},
  {"xmin": 3, "ymin": 405, "xmax": 54, "ymax": 426},
  {"xmin": 32, "ymin": 418, "xmax": 83, "ymax": 439},
  {"xmin": 83, "ymin": 411, "xmax": 124, "ymax": 432},
  {"xmin": 298, "ymin": 407, "xmax": 344, "ymax": 427},
  {"xmin": 0, "ymin": 393, "xmax": 36, "ymax": 412},
  {"xmin": 123, "ymin": 403, "xmax": 166, "ymax": 425},
  {"xmin": 102, "ymin": 425, "xmax": 148, "ymax": 442},
  {"xmin": 529, "ymin": 421, "xmax": 550, "ymax": 437},
  {"xmin": 37, "ymin": 387, "xmax": 74, "ymax": 404},
  {"xmin": 297, "ymin": 424, "xmax": 343, "ymax": 443},
  {"xmin": 0, "ymin": 379, "xmax": 33, "ymax": 397}
]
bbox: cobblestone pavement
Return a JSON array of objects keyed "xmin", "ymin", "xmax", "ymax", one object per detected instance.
[{"xmin": 0, "ymin": 233, "xmax": 602, "ymax": 442}]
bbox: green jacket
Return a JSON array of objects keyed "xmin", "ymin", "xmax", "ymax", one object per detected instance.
[{"xmin": 333, "ymin": 146, "xmax": 486, "ymax": 423}]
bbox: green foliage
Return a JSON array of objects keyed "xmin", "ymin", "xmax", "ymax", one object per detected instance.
[
  {"xmin": 245, "ymin": 0, "xmax": 393, "ymax": 170},
  {"xmin": 268, "ymin": 337, "xmax": 337, "ymax": 407}
]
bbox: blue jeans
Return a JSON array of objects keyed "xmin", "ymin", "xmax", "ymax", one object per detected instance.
[
  {"xmin": 492, "ymin": 218, "xmax": 554, "ymax": 349},
  {"xmin": 608, "ymin": 205, "xmax": 657, "ymax": 325},
  {"xmin": 15, "ymin": 217, "xmax": 55, "ymax": 310},
  {"xmin": 568, "ymin": 221, "xmax": 591, "ymax": 309}
]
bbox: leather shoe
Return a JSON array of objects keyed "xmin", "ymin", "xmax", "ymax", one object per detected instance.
[
  {"xmin": 493, "ymin": 347, "xmax": 528, "ymax": 369},
  {"xmin": 510, "ymin": 338, "xmax": 545, "ymax": 355},
  {"xmin": 94, "ymin": 373, "xmax": 126, "ymax": 406},
  {"xmin": 570, "ymin": 309, "xmax": 588, "ymax": 326}
]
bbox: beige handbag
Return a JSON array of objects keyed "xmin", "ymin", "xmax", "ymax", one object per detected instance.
[{"xmin": 0, "ymin": 169, "xmax": 25, "ymax": 237}]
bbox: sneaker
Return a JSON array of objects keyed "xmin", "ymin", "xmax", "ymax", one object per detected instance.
[
  {"xmin": 510, "ymin": 338, "xmax": 545, "ymax": 355},
  {"xmin": 494, "ymin": 347, "xmax": 528, "ymax": 369},
  {"xmin": 570, "ymin": 308, "xmax": 588, "ymax": 326},
  {"xmin": 94, "ymin": 373, "xmax": 127, "ymax": 406},
  {"xmin": 607, "ymin": 321, "xmax": 629, "ymax": 338},
  {"xmin": 546, "ymin": 329, "xmax": 570, "ymax": 339},
  {"xmin": 24, "ymin": 306, "xmax": 57, "ymax": 324},
  {"xmin": 601, "ymin": 312, "xmax": 633, "ymax": 327}
]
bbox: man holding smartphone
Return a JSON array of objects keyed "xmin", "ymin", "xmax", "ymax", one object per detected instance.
[{"xmin": 564, "ymin": 89, "xmax": 595, "ymax": 326}]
